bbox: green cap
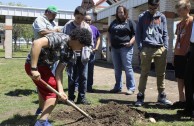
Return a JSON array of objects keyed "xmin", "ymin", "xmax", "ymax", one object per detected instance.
[{"xmin": 47, "ymin": 5, "xmax": 58, "ymax": 14}]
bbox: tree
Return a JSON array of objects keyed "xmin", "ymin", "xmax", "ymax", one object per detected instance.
[{"xmin": 0, "ymin": 2, "xmax": 33, "ymax": 51}]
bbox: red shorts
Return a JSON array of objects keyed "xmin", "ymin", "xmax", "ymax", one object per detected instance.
[{"xmin": 25, "ymin": 63, "xmax": 57, "ymax": 100}]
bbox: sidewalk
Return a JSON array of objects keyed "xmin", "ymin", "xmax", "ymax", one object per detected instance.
[{"xmin": 93, "ymin": 60, "xmax": 178, "ymax": 103}]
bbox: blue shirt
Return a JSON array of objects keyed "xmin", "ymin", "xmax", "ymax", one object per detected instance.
[{"xmin": 135, "ymin": 11, "xmax": 168, "ymax": 50}]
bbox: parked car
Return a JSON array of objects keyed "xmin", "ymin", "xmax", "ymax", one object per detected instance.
[{"xmin": 12, "ymin": 37, "xmax": 27, "ymax": 44}]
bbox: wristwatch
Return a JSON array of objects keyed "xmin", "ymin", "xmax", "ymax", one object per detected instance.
[{"xmin": 31, "ymin": 67, "xmax": 38, "ymax": 71}]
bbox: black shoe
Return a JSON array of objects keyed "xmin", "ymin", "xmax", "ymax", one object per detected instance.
[
  {"xmin": 109, "ymin": 88, "xmax": 122, "ymax": 93},
  {"xmin": 68, "ymin": 99, "xmax": 75, "ymax": 103},
  {"xmin": 76, "ymin": 98, "xmax": 91, "ymax": 105},
  {"xmin": 171, "ymin": 101, "xmax": 185, "ymax": 109},
  {"xmin": 177, "ymin": 109, "xmax": 192, "ymax": 116},
  {"xmin": 87, "ymin": 88, "xmax": 94, "ymax": 93},
  {"xmin": 68, "ymin": 95, "xmax": 75, "ymax": 102},
  {"xmin": 87, "ymin": 86, "xmax": 94, "ymax": 93}
]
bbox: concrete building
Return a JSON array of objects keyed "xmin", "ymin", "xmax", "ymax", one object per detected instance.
[
  {"xmin": 1, "ymin": 0, "xmax": 194, "ymax": 65},
  {"xmin": 94, "ymin": 0, "xmax": 194, "ymax": 65}
]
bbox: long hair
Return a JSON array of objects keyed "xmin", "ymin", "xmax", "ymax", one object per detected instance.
[{"xmin": 116, "ymin": 5, "xmax": 128, "ymax": 22}]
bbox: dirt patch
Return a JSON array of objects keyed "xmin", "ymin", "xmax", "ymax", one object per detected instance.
[{"xmin": 51, "ymin": 102, "xmax": 147, "ymax": 126}]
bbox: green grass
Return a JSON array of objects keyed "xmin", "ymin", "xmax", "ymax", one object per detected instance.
[
  {"xmin": 0, "ymin": 44, "xmax": 31, "ymax": 58},
  {"xmin": 0, "ymin": 58, "xmax": 194, "ymax": 125}
]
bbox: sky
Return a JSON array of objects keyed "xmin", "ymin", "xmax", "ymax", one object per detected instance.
[{"xmin": 0, "ymin": 0, "xmax": 104, "ymax": 11}]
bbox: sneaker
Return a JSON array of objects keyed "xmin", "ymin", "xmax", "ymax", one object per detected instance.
[
  {"xmin": 68, "ymin": 95, "xmax": 75, "ymax": 103},
  {"xmin": 135, "ymin": 92, "xmax": 144, "ymax": 107},
  {"xmin": 157, "ymin": 92, "xmax": 172, "ymax": 106},
  {"xmin": 171, "ymin": 101, "xmax": 185, "ymax": 109},
  {"xmin": 109, "ymin": 88, "xmax": 122, "ymax": 93},
  {"xmin": 35, "ymin": 108, "xmax": 42, "ymax": 116},
  {"xmin": 125, "ymin": 90, "xmax": 134, "ymax": 95},
  {"xmin": 34, "ymin": 119, "xmax": 52, "ymax": 126},
  {"xmin": 76, "ymin": 98, "xmax": 91, "ymax": 105}
]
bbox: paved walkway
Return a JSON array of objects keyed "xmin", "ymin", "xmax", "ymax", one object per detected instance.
[{"xmin": 93, "ymin": 60, "xmax": 178, "ymax": 103}]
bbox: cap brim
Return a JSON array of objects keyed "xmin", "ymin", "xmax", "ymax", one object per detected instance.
[{"xmin": 49, "ymin": 10, "xmax": 59, "ymax": 14}]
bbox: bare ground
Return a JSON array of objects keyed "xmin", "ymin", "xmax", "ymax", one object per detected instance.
[
  {"xmin": 50, "ymin": 61, "xmax": 179, "ymax": 126},
  {"xmin": 0, "ymin": 60, "xmax": 179, "ymax": 126}
]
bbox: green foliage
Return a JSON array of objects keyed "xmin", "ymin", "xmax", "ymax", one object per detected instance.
[{"xmin": 0, "ymin": 2, "xmax": 34, "ymax": 50}]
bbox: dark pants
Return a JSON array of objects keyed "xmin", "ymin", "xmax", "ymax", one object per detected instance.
[
  {"xmin": 67, "ymin": 56, "xmax": 88, "ymax": 101},
  {"xmin": 87, "ymin": 52, "xmax": 95, "ymax": 90},
  {"xmin": 184, "ymin": 44, "xmax": 194, "ymax": 111}
]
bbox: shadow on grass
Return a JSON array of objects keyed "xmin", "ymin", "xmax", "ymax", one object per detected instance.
[
  {"xmin": 91, "ymin": 89, "xmax": 111, "ymax": 94},
  {"xmin": 99, "ymin": 98, "xmax": 134, "ymax": 106},
  {"xmin": 140, "ymin": 102, "xmax": 174, "ymax": 110},
  {"xmin": 5, "ymin": 89, "xmax": 36, "ymax": 97},
  {"xmin": 144, "ymin": 112, "xmax": 191, "ymax": 122},
  {"xmin": 99, "ymin": 99, "xmax": 191, "ymax": 122},
  {"xmin": 0, "ymin": 114, "xmax": 37, "ymax": 126}
]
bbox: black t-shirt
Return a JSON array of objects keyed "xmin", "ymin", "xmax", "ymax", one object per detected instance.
[{"xmin": 108, "ymin": 19, "xmax": 136, "ymax": 49}]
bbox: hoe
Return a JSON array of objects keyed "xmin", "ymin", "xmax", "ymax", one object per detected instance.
[{"xmin": 40, "ymin": 79, "xmax": 93, "ymax": 120}]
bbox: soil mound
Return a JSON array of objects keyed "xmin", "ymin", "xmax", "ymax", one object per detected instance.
[{"xmin": 52, "ymin": 102, "xmax": 146, "ymax": 126}]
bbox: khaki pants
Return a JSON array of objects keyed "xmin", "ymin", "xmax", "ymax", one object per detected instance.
[{"xmin": 138, "ymin": 46, "xmax": 167, "ymax": 94}]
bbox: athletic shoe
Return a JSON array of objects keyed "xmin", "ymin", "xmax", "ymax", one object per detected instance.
[
  {"xmin": 171, "ymin": 101, "xmax": 185, "ymax": 109},
  {"xmin": 135, "ymin": 92, "xmax": 144, "ymax": 107},
  {"xmin": 125, "ymin": 90, "xmax": 134, "ymax": 95},
  {"xmin": 34, "ymin": 119, "xmax": 52, "ymax": 126},
  {"xmin": 76, "ymin": 98, "xmax": 91, "ymax": 105},
  {"xmin": 157, "ymin": 92, "xmax": 172, "ymax": 106},
  {"xmin": 35, "ymin": 108, "xmax": 42, "ymax": 116}
]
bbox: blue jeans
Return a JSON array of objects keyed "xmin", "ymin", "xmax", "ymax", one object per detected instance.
[
  {"xmin": 111, "ymin": 46, "xmax": 136, "ymax": 91},
  {"xmin": 67, "ymin": 56, "xmax": 88, "ymax": 101},
  {"xmin": 87, "ymin": 52, "xmax": 95, "ymax": 89}
]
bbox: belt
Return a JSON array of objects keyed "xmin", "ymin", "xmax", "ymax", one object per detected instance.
[{"xmin": 143, "ymin": 44, "xmax": 163, "ymax": 48}]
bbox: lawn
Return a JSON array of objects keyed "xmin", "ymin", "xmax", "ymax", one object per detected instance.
[{"xmin": 0, "ymin": 58, "xmax": 193, "ymax": 125}]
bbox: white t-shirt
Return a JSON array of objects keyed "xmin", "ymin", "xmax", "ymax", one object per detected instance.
[
  {"xmin": 190, "ymin": 21, "xmax": 194, "ymax": 43},
  {"xmin": 32, "ymin": 15, "xmax": 57, "ymax": 40}
]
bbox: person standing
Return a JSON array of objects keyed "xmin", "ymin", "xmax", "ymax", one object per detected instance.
[
  {"xmin": 177, "ymin": 0, "xmax": 194, "ymax": 117},
  {"xmin": 32, "ymin": 5, "xmax": 60, "ymax": 40},
  {"xmin": 63, "ymin": 6, "xmax": 92, "ymax": 104},
  {"xmin": 172, "ymin": 0, "xmax": 193, "ymax": 109},
  {"xmin": 32, "ymin": 5, "xmax": 60, "ymax": 116},
  {"xmin": 107, "ymin": 5, "xmax": 136, "ymax": 95},
  {"xmin": 25, "ymin": 28, "xmax": 92, "ymax": 126},
  {"xmin": 135, "ymin": 0, "xmax": 172, "ymax": 107},
  {"xmin": 84, "ymin": 14, "xmax": 101, "ymax": 93}
]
